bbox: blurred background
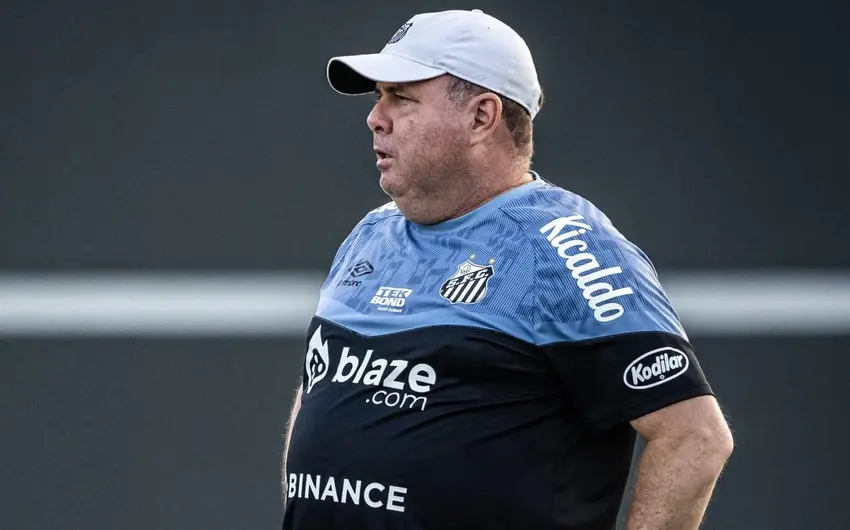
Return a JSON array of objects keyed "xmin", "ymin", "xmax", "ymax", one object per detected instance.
[{"xmin": 2, "ymin": 0, "xmax": 848, "ymax": 528}]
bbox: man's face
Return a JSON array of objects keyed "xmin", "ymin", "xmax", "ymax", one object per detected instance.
[{"xmin": 368, "ymin": 76, "xmax": 470, "ymax": 204}]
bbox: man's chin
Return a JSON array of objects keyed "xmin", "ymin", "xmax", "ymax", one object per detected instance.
[{"xmin": 378, "ymin": 173, "xmax": 408, "ymax": 199}]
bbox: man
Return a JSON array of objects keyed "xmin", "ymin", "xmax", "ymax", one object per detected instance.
[{"xmin": 282, "ymin": 9, "xmax": 733, "ymax": 530}]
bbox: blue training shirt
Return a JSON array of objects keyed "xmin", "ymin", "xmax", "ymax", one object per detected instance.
[{"xmin": 283, "ymin": 173, "xmax": 713, "ymax": 530}]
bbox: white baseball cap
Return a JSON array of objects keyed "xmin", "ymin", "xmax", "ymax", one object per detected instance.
[{"xmin": 327, "ymin": 9, "xmax": 543, "ymax": 120}]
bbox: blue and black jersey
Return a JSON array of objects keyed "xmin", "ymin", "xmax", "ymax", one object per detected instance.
[{"xmin": 283, "ymin": 173, "xmax": 713, "ymax": 530}]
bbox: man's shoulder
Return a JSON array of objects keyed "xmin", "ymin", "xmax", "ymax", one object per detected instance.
[
  {"xmin": 500, "ymin": 179, "xmax": 625, "ymax": 244},
  {"xmin": 504, "ymin": 179, "xmax": 686, "ymax": 341},
  {"xmin": 503, "ymin": 179, "xmax": 653, "ymax": 280}
]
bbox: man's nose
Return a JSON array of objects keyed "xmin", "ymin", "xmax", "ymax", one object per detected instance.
[{"xmin": 367, "ymin": 103, "xmax": 391, "ymax": 135}]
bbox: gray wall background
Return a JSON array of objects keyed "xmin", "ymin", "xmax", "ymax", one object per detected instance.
[{"xmin": 1, "ymin": 0, "xmax": 848, "ymax": 529}]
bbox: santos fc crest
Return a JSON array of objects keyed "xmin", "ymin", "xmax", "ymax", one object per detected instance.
[{"xmin": 439, "ymin": 257, "xmax": 495, "ymax": 305}]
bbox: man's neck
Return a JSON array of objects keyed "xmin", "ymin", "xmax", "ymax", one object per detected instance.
[{"xmin": 444, "ymin": 170, "xmax": 534, "ymax": 221}]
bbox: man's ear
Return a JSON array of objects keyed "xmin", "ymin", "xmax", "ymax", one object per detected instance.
[{"xmin": 469, "ymin": 93, "xmax": 502, "ymax": 145}]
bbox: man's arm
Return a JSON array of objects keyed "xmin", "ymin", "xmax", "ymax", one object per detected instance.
[
  {"xmin": 625, "ymin": 395, "xmax": 734, "ymax": 530},
  {"xmin": 281, "ymin": 381, "xmax": 303, "ymax": 497}
]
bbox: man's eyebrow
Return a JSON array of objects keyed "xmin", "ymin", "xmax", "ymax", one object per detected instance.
[{"xmin": 375, "ymin": 84, "xmax": 406, "ymax": 94}]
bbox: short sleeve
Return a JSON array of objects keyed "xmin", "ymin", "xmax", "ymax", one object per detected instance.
[
  {"xmin": 541, "ymin": 331, "xmax": 713, "ymax": 430},
  {"xmin": 532, "ymin": 211, "xmax": 714, "ymax": 430}
]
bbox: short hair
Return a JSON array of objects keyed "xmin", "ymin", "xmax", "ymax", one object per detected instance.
[{"xmin": 445, "ymin": 76, "xmax": 545, "ymax": 160}]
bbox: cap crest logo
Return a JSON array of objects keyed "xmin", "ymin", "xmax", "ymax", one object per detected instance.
[{"xmin": 387, "ymin": 22, "xmax": 412, "ymax": 44}]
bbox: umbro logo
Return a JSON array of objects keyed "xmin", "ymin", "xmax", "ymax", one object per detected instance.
[
  {"xmin": 349, "ymin": 260, "xmax": 374, "ymax": 278},
  {"xmin": 339, "ymin": 260, "xmax": 375, "ymax": 288}
]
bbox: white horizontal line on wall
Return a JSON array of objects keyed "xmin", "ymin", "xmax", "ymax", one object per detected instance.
[{"xmin": 0, "ymin": 271, "xmax": 848, "ymax": 337}]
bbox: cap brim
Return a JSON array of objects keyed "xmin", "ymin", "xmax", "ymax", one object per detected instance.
[{"xmin": 327, "ymin": 53, "xmax": 447, "ymax": 95}]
